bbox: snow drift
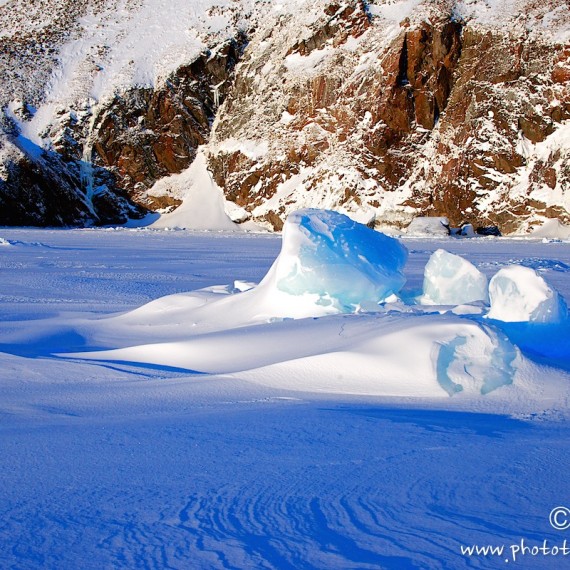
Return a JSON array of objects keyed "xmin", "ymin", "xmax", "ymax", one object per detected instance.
[
  {"xmin": 62, "ymin": 209, "xmax": 570, "ymax": 403},
  {"xmin": 531, "ymin": 219, "xmax": 570, "ymax": 240},
  {"xmin": 150, "ymin": 151, "xmax": 238, "ymax": 231},
  {"xmin": 72, "ymin": 312, "xmax": 521, "ymax": 398}
]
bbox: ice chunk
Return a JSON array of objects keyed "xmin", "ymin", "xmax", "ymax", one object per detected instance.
[
  {"xmin": 406, "ymin": 217, "xmax": 449, "ymax": 237},
  {"xmin": 232, "ymin": 280, "xmax": 256, "ymax": 293},
  {"xmin": 436, "ymin": 328, "xmax": 517, "ymax": 396},
  {"xmin": 264, "ymin": 209, "xmax": 408, "ymax": 310},
  {"xmin": 421, "ymin": 249, "xmax": 488, "ymax": 305},
  {"xmin": 460, "ymin": 223, "xmax": 475, "ymax": 237},
  {"xmin": 487, "ymin": 265, "xmax": 567, "ymax": 323},
  {"xmin": 0, "ymin": 237, "xmax": 11, "ymax": 246},
  {"xmin": 225, "ymin": 201, "xmax": 250, "ymax": 223}
]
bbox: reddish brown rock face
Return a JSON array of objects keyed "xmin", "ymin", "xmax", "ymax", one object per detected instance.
[
  {"xmin": 0, "ymin": 37, "xmax": 245, "ymax": 225},
  {"xmin": 552, "ymin": 47, "xmax": 570, "ymax": 83},
  {"xmin": 0, "ymin": 0, "xmax": 567, "ymax": 230},
  {"xmin": 88, "ymin": 40, "xmax": 243, "ymax": 211},
  {"xmin": 415, "ymin": 28, "xmax": 569, "ymax": 232},
  {"xmin": 206, "ymin": 2, "xmax": 569, "ymax": 233}
]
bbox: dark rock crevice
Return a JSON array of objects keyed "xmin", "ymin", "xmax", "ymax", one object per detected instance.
[
  {"xmin": 396, "ymin": 34, "xmax": 410, "ymax": 87},
  {"xmin": 0, "ymin": 141, "xmax": 143, "ymax": 227},
  {"xmin": 402, "ymin": 20, "xmax": 463, "ymax": 131}
]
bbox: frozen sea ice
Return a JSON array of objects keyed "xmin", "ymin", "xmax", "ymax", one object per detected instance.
[{"xmin": 267, "ymin": 209, "xmax": 408, "ymax": 311}]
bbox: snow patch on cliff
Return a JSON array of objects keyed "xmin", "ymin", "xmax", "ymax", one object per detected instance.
[
  {"xmin": 217, "ymin": 138, "xmax": 270, "ymax": 160},
  {"xmin": 285, "ymin": 46, "xmax": 334, "ymax": 74},
  {"xmin": 455, "ymin": 0, "xmax": 570, "ymax": 40},
  {"xmin": 150, "ymin": 151, "xmax": 238, "ymax": 231},
  {"xmin": 2, "ymin": 0, "xmax": 274, "ymax": 141}
]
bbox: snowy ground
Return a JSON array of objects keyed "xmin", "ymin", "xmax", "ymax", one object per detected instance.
[{"xmin": 1, "ymin": 228, "xmax": 570, "ymax": 569}]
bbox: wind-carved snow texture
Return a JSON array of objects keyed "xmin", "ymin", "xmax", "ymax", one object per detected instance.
[
  {"xmin": 1, "ymin": 227, "xmax": 570, "ymax": 570},
  {"xmin": 63, "ymin": 209, "xmax": 566, "ymax": 401}
]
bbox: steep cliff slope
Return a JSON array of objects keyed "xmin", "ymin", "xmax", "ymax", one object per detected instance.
[
  {"xmin": 206, "ymin": 0, "xmax": 570, "ymax": 232},
  {"xmin": 0, "ymin": 0, "xmax": 267, "ymax": 224},
  {"xmin": 1, "ymin": 0, "xmax": 568, "ymax": 231}
]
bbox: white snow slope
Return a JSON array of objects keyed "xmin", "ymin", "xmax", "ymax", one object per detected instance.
[
  {"xmin": 0, "ymin": 0, "xmax": 320, "ymax": 145},
  {"xmin": 1, "ymin": 0, "xmax": 274, "ymax": 142},
  {"xmin": 3, "ymin": 0, "xmax": 568, "ymax": 129},
  {"xmin": 1, "ymin": 227, "xmax": 570, "ymax": 568},
  {"xmin": 149, "ymin": 151, "xmax": 239, "ymax": 231}
]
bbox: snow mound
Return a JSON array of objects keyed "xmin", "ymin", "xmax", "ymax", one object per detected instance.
[
  {"xmin": 151, "ymin": 151, "xmax": 238, "ymax": 231},
  {"xmin": 487, "ymin": 265, "xmax": 567, "ymax": 323},
  {"xmin": 406, "ymin": 217, "xmax": 450, "ymax": 237},
  {"xmin": 240, "ymin": 316, "xmax": 520, "ymax": 397},
  {"xmin": 87, "ymin": 209, "xmax": 410, "ymax": 343},
  {"xmin": 531, "ymin": 219, "xmax": 570, "ymax": 240},
  {"xmin": 0, "ymin": 237, "xmax": 11, "ymax": 246},
  {"xmin": 421, "ymin": 249, "xmax": 488, "ymax": 306},
  {"xmin": 265, "ymin": 209, "xmax": 408, "ymax": 310},
  {"xmin": 70, "ymin": 313, "xmax": 520, "ymax": 398}
]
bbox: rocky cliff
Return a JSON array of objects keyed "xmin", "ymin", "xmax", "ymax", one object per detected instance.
[
  {"xmin": 0, "ymin": 0, "xmax": 568, "ymax": 232},
  {"xmin": 207, "ymin": 0, "xmax": 570, "ymax": 232},
  {"xmin": 0, "ymin": 0, "xmax": 257, "ymax": 225}
]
